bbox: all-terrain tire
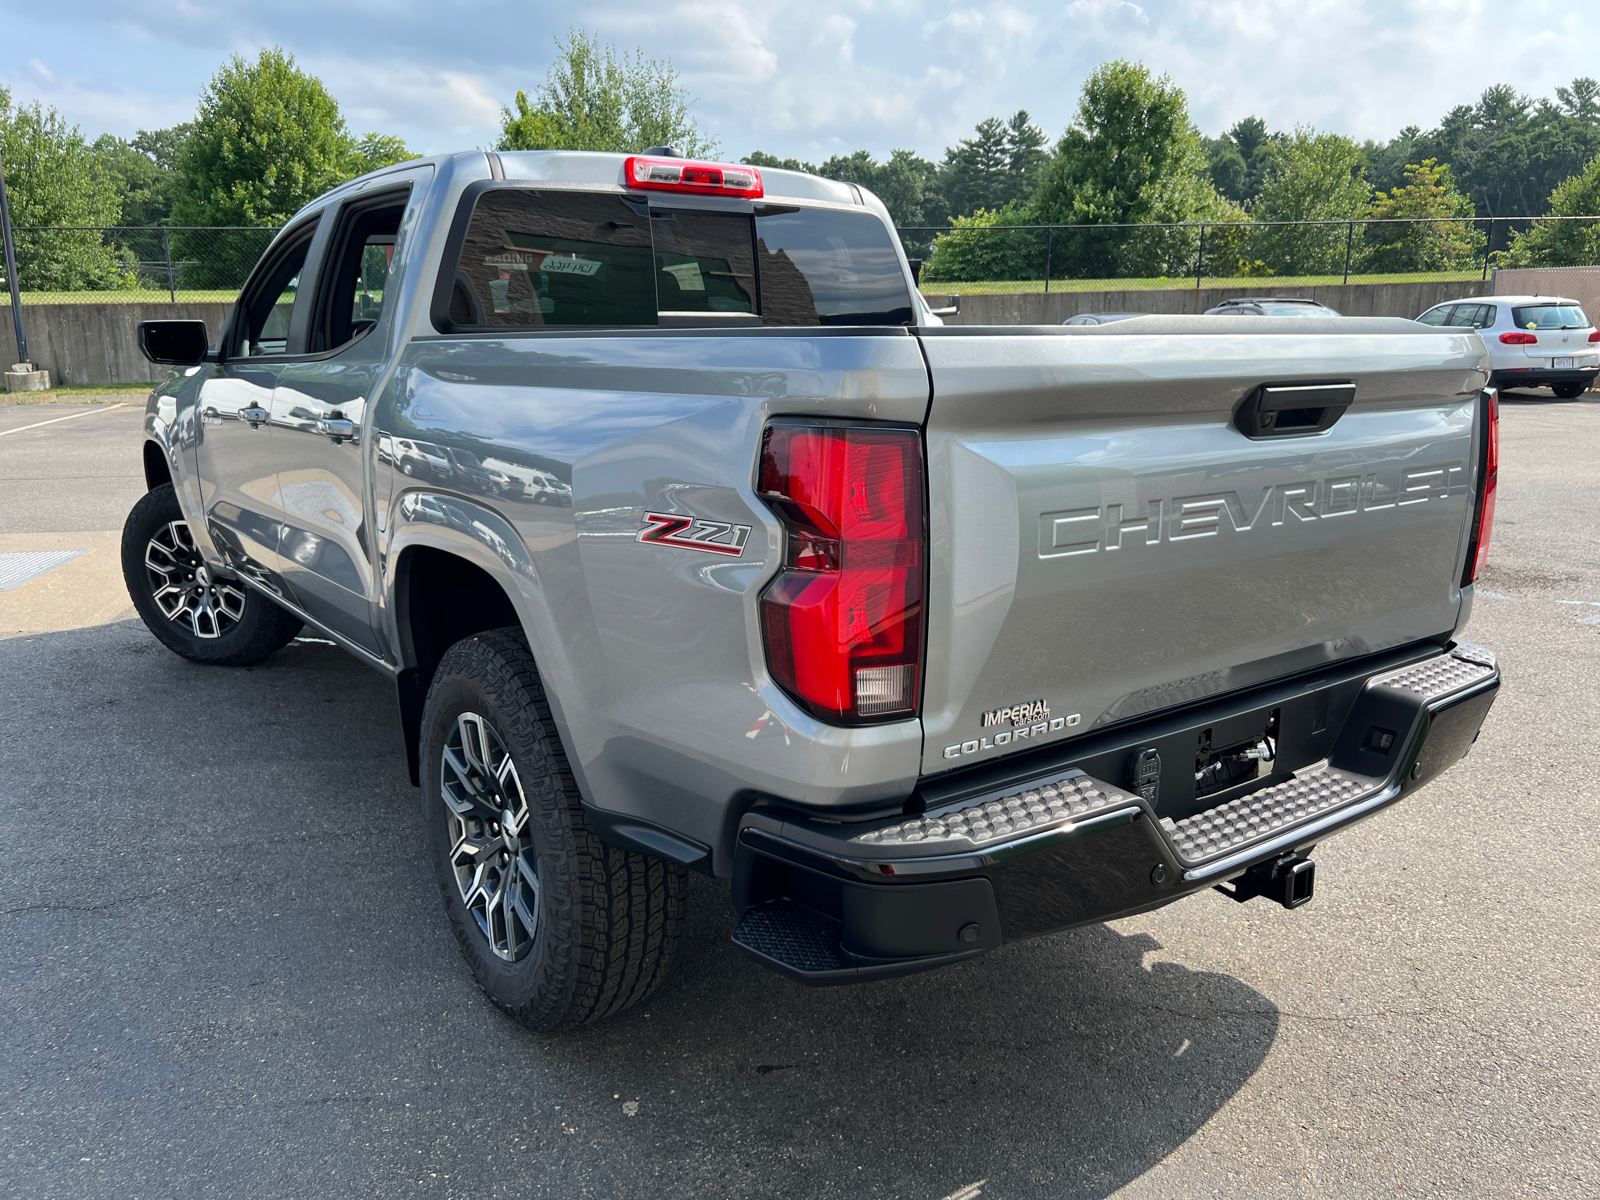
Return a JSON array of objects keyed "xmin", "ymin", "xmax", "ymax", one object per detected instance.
[
  {"xmin": 420, "ymin": 628, "xmax": 686, "ymax": 1032},
  {"xmin": 120, "ymin": 483, "xmax": 302, "ymax": 666}
]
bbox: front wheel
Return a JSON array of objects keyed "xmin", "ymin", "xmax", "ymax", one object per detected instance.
[
  {"xmin": 421, "ymin": 628, "xmax": 685, "ymax": 1032},
  {"xmin": 120, "ymin": 484, "xmax": 302, "ymax": 666},
  {"xmin": 1552, "ymin": 382, "xmax": 1588, "ymax": 399}
]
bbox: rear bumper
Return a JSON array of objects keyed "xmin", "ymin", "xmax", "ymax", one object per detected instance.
[
  {"xmin": 731, "ymin": 642, "xmax": 1500, "ymax": 984},
  {"xmin": 1489, "ymin": 366, "xmax": 1597, "ymax": 388}
]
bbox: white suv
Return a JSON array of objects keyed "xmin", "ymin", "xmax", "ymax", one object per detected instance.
[{"xmin": 1416, "ymin": 294, "xmax": 1599, "ymax": 398}]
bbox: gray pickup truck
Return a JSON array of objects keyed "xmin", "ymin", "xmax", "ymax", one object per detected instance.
[{"xmin": 125, "ymin": 149, "xmax": 1502, "ymax": 1031}]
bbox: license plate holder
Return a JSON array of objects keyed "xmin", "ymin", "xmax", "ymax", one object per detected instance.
[{"xmin": 1554, "ymin": 356, "xmax": 1574, "ymax": 368}]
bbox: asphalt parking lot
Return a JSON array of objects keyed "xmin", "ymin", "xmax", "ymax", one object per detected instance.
[{"xmin": 1, "ymin": 393, "xmax": 1596, "ymax": 1199}]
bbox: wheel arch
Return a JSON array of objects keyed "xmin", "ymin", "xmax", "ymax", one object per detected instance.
[
  {"xmin": 143, "ymin": 439, "xmax": 174, "ymax": 491},
  {"xmin": 386, "ymin": 490, "xmax": 581, "ymax": 788}
]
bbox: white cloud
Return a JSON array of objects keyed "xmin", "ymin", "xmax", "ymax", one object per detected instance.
[
  {"xmin": 1, "ymin": 57, "xmax": 196, "ymax": 137},
  {"xmin": 0, "ymin": 0, "xmax": 1596, "ymax": 163}
]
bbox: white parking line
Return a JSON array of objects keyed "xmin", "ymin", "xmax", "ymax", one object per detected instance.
[{"xmin": 0, "ymin": 403, "xmax": 129, "ymax": 438}]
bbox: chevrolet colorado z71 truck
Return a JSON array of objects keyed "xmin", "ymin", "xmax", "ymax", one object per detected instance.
[{"xmin": 125, "ymin": 150, "xmax": 1502, "ymax": 1031}]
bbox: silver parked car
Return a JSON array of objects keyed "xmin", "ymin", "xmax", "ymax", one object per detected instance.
[{"xmin": 1415, "ymin": 294, "xmax": 1598, "ymax": 398}]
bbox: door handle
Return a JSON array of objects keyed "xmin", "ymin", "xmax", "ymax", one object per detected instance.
[
  {"xmin": 239, "ymin": 405, "xmax": 269, "ymax": 428},
  {"xmin": 1235, "ymin": 382, "xmax": 1355, "ymax": 439},
  {"xmin": 316, "ymin": 417, "xmax": 357, "ymax": 444}
]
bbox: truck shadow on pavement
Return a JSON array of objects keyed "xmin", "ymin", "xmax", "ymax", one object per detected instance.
[{"xmin": 0, "ymin": 621, "xmax": 1278, "ymax": 1200}]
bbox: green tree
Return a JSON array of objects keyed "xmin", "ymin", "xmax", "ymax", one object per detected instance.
[
  {"xmin": 499, "ymin": 27, "xmax": 714, "ymax": 157},
  {"xmin": 348, "ymin": 132, "xmax": 419, "ymax": 176},
  {"xmin": 1403, "ymin": 81, "xmax": 1600, "ymax": 228},
  {"xmin": 1204, "ymin": 135, "xmax": 1248, "ymax": 203},
  {"xmin": 1030, "ymin": 61, "xmax": 1236, "ymax": 277},
  {"xmin": 941, "ymin": 110, "xmax": 1048, "ymax": 216},
  {"xmin": 171, "ymin": 47, "xmax": 357, "ymax": 289},
  {"xmin": 920, "ymin": 207, "xmax": 1039, "ymax": 283},
  {"xmin": 1246, "ymin": 127, "xmax": 1371, "ymax": 275},
  {"xmin": 1364, "ymin": 158, "xmax": 1483, "ymax": 273},
  {"xmin": 94, "ymin": 134, "xmax": 170, "ymax": 227},
  {"xmin": 0, "ymin": 87, "xmax": 131, "ymax": 291},
  {"xmin": 742, "ymin": 151, "xmax": 815, "ymax": 173},
  {"xmin": 1501, "ymin": 151, "xmax": 1600, "ymax": 265},
  {"xmin": 173, "ymin": 47, "xmax": 354, "ymax": 228},
  {"xmin": 810, "ymin": 148, "xmax": 947, "ymax": 227}
]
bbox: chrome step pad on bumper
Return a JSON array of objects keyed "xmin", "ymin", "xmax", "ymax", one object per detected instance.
[{"xmin": 731, "ymin": 643, "xmax": 1499, "ymax": 985}]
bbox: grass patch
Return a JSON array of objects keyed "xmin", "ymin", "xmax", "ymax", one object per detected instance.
[
  {"xmin": 2, "ymin": 381, "xmax": 152, "ymax": 404},
  {"xmin": 922, "ymin": 269, "xmax": 1491, "ymax": 295},
  {"xmin": 5, "ymin": 290, "xmax": 239, "ymax": 305}
]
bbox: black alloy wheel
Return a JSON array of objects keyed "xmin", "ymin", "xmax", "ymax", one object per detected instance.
[
  {"xmin": 421, "ymin": 628, "xmax": 685, "ymax": 1031},
  {"xmin": 120, "ymin": 483, "xmax": 302, "ymax": 666}
]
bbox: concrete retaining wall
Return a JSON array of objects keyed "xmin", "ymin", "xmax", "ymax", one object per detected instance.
[
  {"xmin": 935, "ymin": 280, "xmax": 1488, "ymax": 325},
  {"xmin": 1, "ymin": 302, "xmax": 233, "ymax": 386}
]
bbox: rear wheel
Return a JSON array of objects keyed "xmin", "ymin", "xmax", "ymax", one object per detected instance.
[
  {"xmin": 420, "ymin": 628, "xmax": 685, "ymax": 1031},
  {"xmin": 1552, "ymin": 382, "xmax": 1587, "ymax": 399},
  {"xmin": 120, "ymin": 483, "xmax": 302, "ymax": 666}
]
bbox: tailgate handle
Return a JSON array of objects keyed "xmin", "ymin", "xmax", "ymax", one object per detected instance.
[{"xmin": 1235, "ymin": 381, "xmax": 1355, "ymax": 438}]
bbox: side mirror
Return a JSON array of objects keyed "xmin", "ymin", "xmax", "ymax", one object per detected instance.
[{"xmin": 137, "ymin": 319, "xmax": 212, "ymax": 366}]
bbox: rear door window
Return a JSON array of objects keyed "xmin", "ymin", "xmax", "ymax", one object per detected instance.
[
  {"xmin": 1416, "ymin": 306, "xmax": 1452, "ymax": 326},
  {"xmin": 1444, "ymin": 304, "xmax": 1481, "ymax": 327},
  {"xmin": 448, "ymin": 190, "xmax": 657, "ymax": 327},
  {"xmin": 1511, "ymin": 303, "xmax": 1589, "ymax": 329}
]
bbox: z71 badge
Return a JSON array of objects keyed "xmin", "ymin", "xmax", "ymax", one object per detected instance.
[{"xmin": 637, "ymin": 512, "xmax": 751, "ymax": 557}]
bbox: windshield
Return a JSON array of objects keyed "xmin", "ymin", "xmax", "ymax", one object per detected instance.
[
  {"xmin": 1259, "ymin": 304, "xmax": 1335, "ymax": 317},
  {"xmin": 1511, "ymin": 304, "xmax": 1589, "ymax": 330}
]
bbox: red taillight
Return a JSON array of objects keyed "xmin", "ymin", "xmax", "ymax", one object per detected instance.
[
  {"xmin": 1588, "ymin": 330, "xmax": 1599, "ymax": 342},
  {"xmin": 623, "ymin": 155, "xmax": 763, "ymax": 198},
  {"xmin": 1465, "ymin": 390, "xmax": 1499, "ymax": 584},
  {"xmin": 1499, "ymin": 331, "xmax": 1537, "ymax": 344},
  {"xmin": 757, "ymin": 425, "xmax": 923, "ymax": 722}
]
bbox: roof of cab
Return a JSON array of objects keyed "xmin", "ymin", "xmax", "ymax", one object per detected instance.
[{"xmin": 322, "ymin": 149, "xmax": 862, "ymax": 207}]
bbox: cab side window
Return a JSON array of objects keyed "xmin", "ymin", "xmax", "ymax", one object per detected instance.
[
  {"xmin": 238, "ymin": 217, "xmax": 319, "ymax": 357},
  {"xmin": 1417, "ymin": 306, "xmax": 1453, "ymax": 326},
  {"xmin": 309, "ymin": 188, "xmax": 411, "ymax": 353}
]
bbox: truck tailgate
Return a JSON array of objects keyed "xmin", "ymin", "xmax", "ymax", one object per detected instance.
[{"xmin": 918, "ymin": 318, "xmax": 1488, "ymax": 776}]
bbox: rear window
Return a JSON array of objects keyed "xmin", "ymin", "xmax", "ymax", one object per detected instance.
[
  {"xmin": 1511, "ymin": 303, "xmax": 1588, "ymax": 329},
  {"xmin": 438, "ymin": 188, "xmax": 913, "ymax": 330},
  {"xmin": 1257, "ymin": 304, "xmax": 1331, "ymax": 317}
]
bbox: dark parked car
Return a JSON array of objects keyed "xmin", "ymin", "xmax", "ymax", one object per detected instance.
[
  {"xmin": 1063, "ymin": 312, "xmax": 1143, "ymax": 326},
  {"xmin": 1205, "ymin": 297, "xmax": 1342, "ymax": 317}
]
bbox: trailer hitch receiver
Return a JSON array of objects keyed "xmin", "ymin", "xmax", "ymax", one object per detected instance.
[{"xmin": 1215, "ymin": 852, "xmax": 1316, "ymax": 910}]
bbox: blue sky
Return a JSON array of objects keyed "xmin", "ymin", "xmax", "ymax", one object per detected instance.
[{"xmin": 0, "ymin": 1, "xmax": 1592, "ymax": 161}]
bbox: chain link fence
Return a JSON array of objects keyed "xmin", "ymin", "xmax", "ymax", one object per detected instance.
[
  {"xmin": 901, "ymin": 215, "xmax": 1600, "ymax": 295},
  {"xmin": 4, "ymin": 217, "xmax": 1600, "ymax": 302},
  {"xmin": 0, "ymin": 226, "xmax": 282, "ymax": 302}
]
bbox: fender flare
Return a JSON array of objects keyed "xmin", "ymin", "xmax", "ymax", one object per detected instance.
[{"xmin": 385, "ymin": 487, "xmax": 588, "ymax": 789}]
